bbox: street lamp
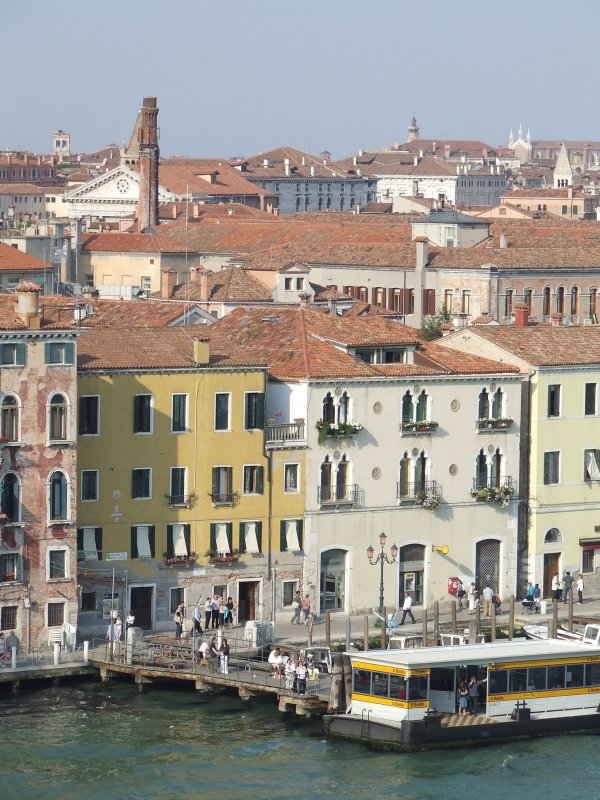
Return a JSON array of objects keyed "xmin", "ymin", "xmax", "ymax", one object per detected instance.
[{"xmin": 366, "ymin": 531, "xmax": 398, "ymax": 612}]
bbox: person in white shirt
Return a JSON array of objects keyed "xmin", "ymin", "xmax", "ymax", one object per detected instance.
[
  {"xmin": 268, "ymin": 647, "xmax": 284, "ymax": 677},
  {"xmin": 193, "ymin": 603, "xmax": 203, "ymax": 635},
  {"xmin": 399, "ymin": 592, "xmax": 415, "ymax": 625},
  {"xmin": 482, "ymin": 584, "xmax": 494, "ymax": 617},
  {"xmin": 551, "ymin": 573, "xmax": 561, "ymax": 602},
  {"xmin": 577, "ymin": 574, "xmax": 584, "ymax": 604}
]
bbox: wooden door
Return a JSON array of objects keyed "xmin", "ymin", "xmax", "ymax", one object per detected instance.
[
  {"xmin": 130, "ymin": 586, "xmax": 153, "ymax": 629},
  {"xmin": 543, "ymin": 553, "xmax": 560, "ymax": 598}
]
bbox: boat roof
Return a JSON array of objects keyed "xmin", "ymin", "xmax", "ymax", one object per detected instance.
[{"xmin": 350, "ymin": 636, "xmax": 600, "ymax": 669}]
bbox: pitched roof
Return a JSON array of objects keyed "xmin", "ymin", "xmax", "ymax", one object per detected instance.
[
  {"xmin": 154, "ymin": 159, "xmax": 275, "ymax": 199},
  {"xmin": 37, "ymin": 295, "xmax": 199, "ymax": 327},
  {"xmin": 236, "ymin": 146, "xmax": 365, "ymax": 180},
  {"xmin": 81, "ymin": 233, "xmax": 189, "ymax": 254},
  {"xmin": 0, "ymin": 183, "xmax": 46, "ymax": 196},
  {"xmin": 167, "ymin": 267, "xmax": 273, "ymax": 303},
  {"xmin": 0, "ymin": 243, "xmax": 53, "ymax": 272},
  {"xmin": 461, "ymin": 325, "xmax": 600, "ymax": 366}
]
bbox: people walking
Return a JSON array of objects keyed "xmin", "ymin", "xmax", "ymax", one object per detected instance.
[
  {"xmin": 174, "ymin": 602, "xmax": 185, "ymax": 638},
  {"xmin": 291, "ymin": 591, "xmax": 302, "ymax": 624},
  {"xmin": 205, "ymin": 597, "xmax": 213, "ymax": 630},
  {"xmin": 193, "ymin": 602, "xmax": 203, "ymax": 635},
  {"xmin": 301, "ymin": 594, "xmax": 312, "ymax": 624},
  {"xmin": 220, "ymin": 638, "xmax": 230, "ymax": 674},
  {"xmin": 577, "ymin": 573, "xmax": 584, "ymax": 604},
  {"xmin": 551, "ymin": 573, "xmax": 561, "ymax": 602},
  {"xmin": 482, "ymin": 584, "xmax": 493, "ymax": 617},
  {"xmin": 562, "ymin": 571, "xmax": 574, "ymax": 604},
  {"xmin": 468, "ymin": 582, "xmax": 477, "ymax": 614},
  {"xmin": 399, "ymin": 592, "xmax": 415, "ymax": 625},
  {"xmin": 456, "ymin": 580, "xmax": 466, "ymax": 610}
]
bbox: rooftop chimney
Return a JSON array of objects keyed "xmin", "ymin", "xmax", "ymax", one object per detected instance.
[
  {"xmin": 414, "ymin": 155, "xmax": 419, "ymax": 167},
  {"xmin": 160, "ymin": 268, "xmax": 177, "ymax": 298},
  {"xmin": 284, "ymin": 158, "xmax": 291, "ymax": 176},
  {"xmin": 299, "ymin": 292, "xmax": 311, "ymax": 309},
  {"xmin": 514, "ymin": 302, "xmax": 529, "ymax": 328},
  {"xmin": 137, "ymin": 96, "xmax": 159, "ymax": 231},
  {"xmin": 358, "ymin": 149, "xmax": 364, "ymax": 157},
  {"xmin": 353, "ymin": 156, "xmax": 357, "ymax": 166},
  {"xmin": 310, "ymin": 165, "xmax": 316, "ymax": 177},
  {"xmin": 15, "ymin": 281, "xmax": 42, "ymax": 329},
  {"xmin": 551, "ymin": 312, "xmax": 563, "ymax": 327},
  {"xmin": 193, "ymin": 337, "xmax": 210, "ymax": 365},
  {"xmin": 500, "ymin": 233, "xmax": 509, "ymax": 249},
  {"xmin": 263, "ymin": 158, "xmax": 270, "ymax": 168}
]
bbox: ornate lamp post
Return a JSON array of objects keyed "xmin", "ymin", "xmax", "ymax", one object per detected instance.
[{"xmin": 366, "ymin": 531, "xmax": 398, "ymax": 612}]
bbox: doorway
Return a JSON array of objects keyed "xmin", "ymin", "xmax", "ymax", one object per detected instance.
[
  {"xmin": 320, "ymin": 549, "xmax": 346, "ymax": 613},
  {"xmin": 238, "ymin": 581, "xmax": 259, "ymax": 623},
  {"xmin": 544, "ymin": 553, "xmax": 561, "ymax": 597},
  {"xmin": 130, "ymin": 586, "xmax": 153, "ymax": 629}
]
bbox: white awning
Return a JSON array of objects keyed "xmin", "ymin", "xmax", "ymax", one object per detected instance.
[
  {"xmin": 172, "ymin": 523, "xmax": 188, "ymax": 556},
  {"xmin": 215, "ymin": 523, "xmax": 230, "ymax": 554},
  {"xmin": 137, "ymin": 525, "xmax": 152, "ymax": 558},
  {"xmin": 82, "ymin": 527, "xmax": 98, "ymax": 560},
  {"xmin": 244, "ymin": 522, "xmax": 259, "ymax": 554},
  {"xmin": 587, "ymin": 451, "xmax": 600, "ymax": 480},
  {"xmin": 285, "ymin": 520, "xmax": 300, "ymax": 552}
]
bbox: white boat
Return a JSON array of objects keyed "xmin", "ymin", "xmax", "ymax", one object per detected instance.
[
  {"xmin": 325, "ymin": 624, "xmax": 600, "ymax": 751},
  {"xmin": 523, "ymin": 624, "xmax": 586, "ymax": 642}
]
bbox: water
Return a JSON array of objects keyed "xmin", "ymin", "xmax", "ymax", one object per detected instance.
[{"xmin": 1, "ymin": 681, "xmax": 600, "ymax": 800}]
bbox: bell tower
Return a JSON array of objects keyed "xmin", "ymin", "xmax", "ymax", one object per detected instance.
[
  {"xmin": 407, "ymin": 114, "xmax": 419, "ymax": 142},
  {"xmin": 137, "ymin": 96, "xmax": 160, "ymax": 231}
]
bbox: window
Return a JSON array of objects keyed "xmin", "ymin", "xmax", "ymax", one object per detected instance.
[
  {"xmin": 49, "ymin": 393, "xmax": 67, "ymax": 440},
  {"xmin": 79, "ymin": 396, "xmax": 99, "ymax": 435},
  {"xmin": 416, "ymin": 391, "xmax": 428, "ymax": 422},
  {"xmin": 562, "ymin": 205, "xmax": 568, "ymax": 215},
  {"xmin": 282, "ymin": 580, "xmax": 297, "ymax": 606},
  {"xmin": 461, "ymin": 290, "xmax": 471, "ymax": 315},
  {"xmin": 491, "ymin": 387, "xmax": 503, "ymax": 419},
  {"xmin": 169, "ymin": 467, "xmax": 187, "ymax": 504},
  {"xmin": 524, "ymin": 288, "xmax": 533, "ymax": 310},
  {"xmin": 81, "ymin": 470, "xmax": 99, "ymax": 501},
  {"xmin": 130, "ymin": 525, "xmax": 155, "ymax": 558},
  {"xmin": 47, "ymin": 602, "xmax": 65, "ymax": 627},
  {"xmin": 81, "ymin": 592, "xmax": 96, "ymax": 611},
  {"xmin": 141, "ymin": 276, "xmax": 152, "ymax": 290},
  {"xmin": 402, "ymin": 391, "xmax": 414, "ymax": 425},
  {"xmin": 585, "ymin": 383, "xmax": 597, "ymax": 416},
  {"xmin": 573, "ymin": 205, "xmax": 579, "ymax": 216},
  {"xmin": 0, "ymin": 342, "xmax": 25, "ymax": 366},
  {"xmin": 244, "ymin": 392, "xmax": 265, "ymax": 430},
  {"xmin": 296, "ymin": 278, "xmax": 304, "ymax": 290},
  {"xmin": 49, "ymin": 471, "xmax": 68, "ymax": 520},
  {"xmin": 171, "ymin": 394, "xmax": 187, "ymax": 433},
  {"xmin": 543, "ymin": 452, "xmax": 560, "ymax": 485},
  {"xmin": 215, "ymin": 393, "xmax": 230, "ymax": 431},
  {"xmin": 556, "ymin": 287, "xmax": 565, "ymax": 315},
  {"xmin": 45, "ymin": 341, "xmax": 74, "ymax": 365},
  {"xmin": 280, "ymin": 519, "xmax": 303, "ymax": 552},
  {"xmin": 1, "ymin": 396, "xmax": 19, "ymax": 441},
  {"xmin": 571, "ymin": 286, "xmax": 579, "ymax": 315},
  {"xmin": 77, "ymin": 527, "xmax": 102, "ymax": 561},
  {"xmin": 166, "ymin": 523, "xmax": 191, "ymax": 558},
  {"xmin": 212, "ymin": 466, "xmax": 233, "ymax": 504},
  {"xmin": 243, "ymin": 465, "xmax": 264, "ymax": 494},
  {"xmin": 132, "ymin": 468, "xmax": 151, "ymax": 499},
  {"xmin": 210, "ymin": 521, "xmax": 233, "ymax": 554},
  {"xmin": 284, "ymin": 464, "xmax": 299, "ymax": 493},
  {"xmin": 543, "ymin": 287, "xmax": 551, "ymax": 317},
  {"xmin": 583, "ymin": 549, "xmax": 595, "ymax": 574},
  {"xmin": 1, "ymin": 605, "xmax": 17, "ymax": 628},
  {"xmin": 239, "ymin": 520, "xmax": 262, "ymax": 554},
  {"xmin": 590, "ymin": 288, "xmax": 598, "ymax": 318},
  {"xmin": 548, "ymin": 385, "xmax": 561, "ymax": 417},
  {"xmin": 48, "ymin": 549, "xmax": 67, "ymax": 579},
  {"xmin": 284, "ymin": 277, "xmax": 293, "ymax": 291},
  {"xmin": 584, "ymin": 449, "xmax": 600, "ymax": 481},
  {"xmin": 443, "ymin": 290, "xmax": 453, "ymax": 312},
  {"xmin": 0, "ymin": 554, "xmax": 21, "ymax": 583},
  {"xmin": 170, "ymin": 587, "xmax": 184, "ymax": 614},
  {"xmin": 1, "ymin": 473, "xmax": 19, "ymax": 521},
  {"xmin": 133, "ymin": 395, "xmax": 152, "ymax": 433}
]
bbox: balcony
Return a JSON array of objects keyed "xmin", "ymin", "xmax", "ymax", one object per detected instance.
[
  {"xmin": 165, "ymin": 494, "xmax": 195, "ymax": 508},
  {"xmin": 400, "ymin": 421, "xmax": 439, "ymax": 435},
  {"xmin": 266, "ymin": 421, "xmax": 306, "ymax": 447},
  {"xmin": 397, "ymin": 480, "xmax": 440, "ymax": 509},
  {"xmin": 210, "ymin": 492, "xmax": 235, "ymax": 506},
  {"xmin": 476, "ymin": 417, "xmax": 513, "ymax": 431},
  {"xmin": 317, "ymin": 484, "xmax": 362, "ymax": 507},
  {"xmin": 316, "ymin": 420, "xmax": 363, "ymax": 444},
  {"xmin": 471, "ymin": 477, "xmax": 517, "ymax": 507}
]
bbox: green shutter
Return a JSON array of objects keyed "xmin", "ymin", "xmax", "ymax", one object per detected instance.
[
  {"xmin": 297, "ymin": 519, "xmax": 303, "ymax": 551},
  {"xmin": 256, "ymin": 466, "xmax": 264, "ymax": 494},
  {"xmin": 133, "ymin": 396, "xmax": 140, "ymax": 432},
  {"xmin": 166, "ymin": 524, "xmax": 174, "ymax": 558},
  {"xmin": 184, "ymin": 525, "xmax": 191, "ymax": 554},
  {"xmin": 226, "ymin": 523, "xmax": 233, "ymax": 552},
  {"xmin": 211, "ymin": 468, "xmax": 218, "ymax": 498},
  {"xmin": 238, "ymin": 522, "xmax": 246, "ymax": 554},
  {"xmin": 256, "ymin": 521, "xmax": 262, "ymax": 553},
  {"xmin": 76, "ymin": 528, "xmax": 83, "ymax": 554},
  {"xmin": 15, "ymin": 342, "xmax": 25, "ymax": 366},
  {"xmin": 280, "ymin": 520, "xmax": 287, "ymax": 552},
  {"xmin": 210, "ymin": 523, "xmax": 217, "ymax": 552},
  {"xmin": 256, "ymin": 394, "xmax": 265, "ymax": 429},
  {"xmin": 44, "ymin": 342, "xmax": 51, "ymax": 364},
  {"xmin": 131, "ymin": 527, "xmax": 138, "ymax": 559},
  {"xmin": 15, "ymin": 554, "xmax": 22, "ymax": 582},
  {"xmin": 95, "ymin": 527, "xmax": 103, "ymax": 560},
  {"xmin": 64, "ymin": 342, "xmax": 74, "ymax": 365},
  {"xmin": 148, "ymin": 525, "xmax": 155, "ymax": 557}
]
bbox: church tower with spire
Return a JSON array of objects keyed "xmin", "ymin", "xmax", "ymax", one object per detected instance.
[
  {"xmin": 554, "ymin": 142, "xmax": 573, "ymax": 188},
  {"xmin": 407, "ymin": 115, "xmax": 419, "ymax": 142}
]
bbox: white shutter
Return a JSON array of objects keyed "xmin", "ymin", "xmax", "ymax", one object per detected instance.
[
  {"xmin": 587, "ymin": 451, "xmax": 600, "ymax": 480},
  {"xmin": 172, "ymin": 523, "xmax": 188, "ymax": 556},
  {"xmin": 82, "ymin": 527, "xmax": 98, "ymax": 560},
  {"xmin": 215, "ymin": 522, "xmax": 230, "ymax": 554},
  {"xmin": 285, "ymin": 520, "xmax": 300, "ymax": 553},
  {"xmin": 245, "ymin": 522, "xmax": 259, "ymax": 554},
  {"xmin": 137, "ymin": 525, "xmax": 152, "ymax": 558}
]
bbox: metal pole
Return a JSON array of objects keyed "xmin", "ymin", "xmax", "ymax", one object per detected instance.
[
  {"xmin": 509, "ymin": 595, "xmax": 515, "ymax": 641},
  {"xmin": 109, "ymin": 568, "xmax": 115, "ymax": 663},
  {"xmin": 325, "ymin": 611, "xmax": 331, "ymax": 648},
  {"xmin": 381, "ymin": 606, "xmax": 387, "ymax": 649},
  {"xmin": 379, "ymin": 548, "xmax": 385, "ymax": 612},
  {"xmin": 451, "ymin": 600, "xmax": 456, "ymax": 633},
  {"xmin": 345, "ymin": 616, "xmax": 351, "ymax": 652}
]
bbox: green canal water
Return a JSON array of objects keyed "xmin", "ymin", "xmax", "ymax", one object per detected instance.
[{"xmin": 0, "ymin": 680, "xmax": 599, "ymax": 800}]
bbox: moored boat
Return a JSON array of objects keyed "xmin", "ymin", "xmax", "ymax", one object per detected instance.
[{"xmin": 523, "ymin": 624, "xmax": 586, "ymax": 642}]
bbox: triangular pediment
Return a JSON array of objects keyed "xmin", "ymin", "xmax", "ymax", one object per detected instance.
[
  {"xmin": 278, "ymin": 261, "xmax": 310, "ymax": 275},
  {"xmin": 64, "ymin": 165, "xmax": 175, "ymax": 203}
]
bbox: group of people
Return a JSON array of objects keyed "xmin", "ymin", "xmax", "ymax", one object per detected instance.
[
  {"xmin": 198, "ymin": 636, "xmax": 230, "ymax": 674},
  {"xmin": 268, "ymin": 647, "xmax": 319, "ymax": 695},
  {"xmin": 451, "ymin": 580, "xmax": 501, "ymax": 616},
  {"xmin": 551, "ymin": 572, "xmax": 584, "ymax": 604},
  {"xmin": 173, "ymin": 595, "xmax": 237, "ymax": 639},
  {"xmin": 290, "ymin": 592, "xmax": 312, "ymax": 625},
  {"xmin": 0, "ymin": 631, "xmax": 19, "ymax": 660},
  {"xmin": 457, "ymin": 674, "xmax": 487, "ymax": 716}
]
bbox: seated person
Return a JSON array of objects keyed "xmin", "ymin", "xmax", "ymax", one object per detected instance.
[
  {"xmin": 395, "ymin": 681, "xmax": 407, "ymax": 700},
  {"xmin": 268, "ymin": 647, "xmax": 285, "ymax": 677},
  {"xmin": 198, "ymin": 640, "xmax": 209, "ymax": 664}
]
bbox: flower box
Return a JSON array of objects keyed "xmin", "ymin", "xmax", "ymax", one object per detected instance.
[
  {"xmin": 415, "ymin": 490, "xmax": 441, "ymax": 510},
  {"xmin": 401, "ymin": 421, "xmax": 439, "ymax": 434},
  {"xmin": 164, "ymin": 552, "xmax": 198, "ymax": 566},
  {"xmin": 205, "ymin": 549, "xmax": 240, "ymax": 565},
  {"xmin": 477, "ymin": 417, "xmax": 513, "ymax": 431},
  {"xmin": 471, "ymin": 485, "xmax": 515, "ymax": 507},
  {"xmin": 315, "ymin": 420, "xmax": 363, "ymax": 444}
]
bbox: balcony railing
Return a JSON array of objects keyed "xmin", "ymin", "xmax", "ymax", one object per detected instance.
[
  {"xmin": 471, "ymin": 477, "xmax": 517, "ymax": 506},
  {"xmin": 266, "ymin": 422, "xmax": 306, "ymax": 444},
  {"xmin": 472, "ymin": 477, "xmax": 516, "ymax": 492},
  {"xmin": 397, "ymin": 480, "xmax": 439, "ymax": 502},
  {"xmin": 400, "ymin": 421, "xmax": 439, "ymax": 434},
  {"xmin": 210, "ymin": 492, "xmax": 235, "ymax": 506},
  {"xmin": 317, "ymin": 484, "xmax": 361, "ymax": 506},
  {"xmin": 165, "ymin": 494, "xmax": 195, "ymax": 507},
  {"xmin": 476, "ymin": 417, "xmax": 514, "ymax": 431}
]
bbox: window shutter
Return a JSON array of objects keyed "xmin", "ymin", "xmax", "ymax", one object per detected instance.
[
  {"xmin": 166, "ymin": 524, "xmax": 174, "ymax": 558},
  {"xmin": 131, "ymin": 470, "xmax": 136, "ymax": 498},
  {"xmin": 148, "ymin": 525, "xmax": 155, "ymax": 557},
  {"xmin": 243, "ymin": 467, "xmax": 249, "ymax": 494},
  {"xmin": 297, "ymin": 519, "xmax": 303, "ymax": 551},
  {"xmin": 239, "ymin": 522, "xmax": 246, "ymax": 554},
  {"xmin": 256, "ymin": 466, "xmax": 264, "ymax": 494},
  {"xmin": 226, "ymin": 523, "xmax": 233, "ymax": 552},
  {"xmin": 211, "ymin": 468, "xmax": 218, "ymax": 496},
  {"xmin": 133, "ymin": 397, "xmax": 140, "ymax": 432},
  {"xmin": 544, "ymin": 455, "xmax": 550, "ymax": 484},
  {"xmin": 44, "ymin": 342, "xmax": 51, "ymax": 364},
  {"xmin": 256, "ymin": 394, "xmax": 265, "ymax": 429},
  {"xmin": 210, "ymin": 523, "xmax": 217, "ymax": 552},
  {"xmin": 184, "ymin": 524, "xmax": 191, "ymax": 554},
  {"xmin": 64, "ymin": 342, "xmax": 74, "ymax": 365},
  {"xmin": 60, "ymin": 476, "xmax": 67, "ymax": 519},
  {"xmin": 77, "ymin": 528, "xmax": 83, "ymax": 552},
  {"xmin": 95, "ymin": 527, "xmax": 102, "ymax": 560},
  {"xmin": 280, "ymin": 520, "xmax": 287, "ymax": 552},
  {"xmin": 256, "ymin": 521, "xmax": 262, "ymax": 553},
  {"xmin": 15, "ymin": 343, "xmax": 25, "ymax": 366},
  {"xmin": 131, "ymin": 527, "xmax": 138, "ymax": 559}
]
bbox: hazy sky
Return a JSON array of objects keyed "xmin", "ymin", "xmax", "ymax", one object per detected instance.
[{"xmin": 5, "ymin": 0, "xmax": 600, "ymax": 160}]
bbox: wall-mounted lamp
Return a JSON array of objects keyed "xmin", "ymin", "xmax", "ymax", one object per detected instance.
[{"xmin": 432, "ymin": 545, "xmax": 449, "ymax": 555}]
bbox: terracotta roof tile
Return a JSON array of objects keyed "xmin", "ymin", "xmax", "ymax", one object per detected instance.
[
  {"xmin": 0, "ymin": 243, "xmax": 52, "ymax": 272},
  {"xmin": 461, "ymin": 325, "xmax": 600, "ymax": 366},
  {"xmin": 167, "ymin": 267, "xmax": 273, "ymax": 303},
  {"xmin": 82, "ymin": 233, "xmax": 189, "ymax": 254}
]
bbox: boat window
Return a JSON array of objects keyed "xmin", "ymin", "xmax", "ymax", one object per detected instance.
[
  {"xmin": 489, "ymin": 670, "xmax": 507, "ymax": 694},
  {"xmin": 408, "ymin": 675, "xmax": 428, "ymax": 700},
  {"xmin": 585, "ymin": 663, "xmax": 600, "ymax": 687},
  {"xmin": 547, "ymin": 666, "xmax": 565, "ymax": 689},
  {"xmin": 430, "ymin": 668, "xmax": 455, "ymax": 692},
  {"xmin": 372, "ymin": 673, "xmax": 390, "ymax": 698},
  {"xmin": 390, "ymin": 675, "xmax": 407, "ymax": 699},
  {"xmin": 509, "ymin": 668, "xmax": 527, "ymax": 693},
  {"xmin": 528, "ymin": 667, "xmax": 547, "ymax": 691},
  {"xmin": 353, "ymin": 669, "xmax": 372, "ymax": 694},
  {"xmin": 566, "ymin": 664, "xmax": 585, "ymax": 688}
]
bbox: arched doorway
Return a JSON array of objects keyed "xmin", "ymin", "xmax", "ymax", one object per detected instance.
[{"xmin": 319, "ymin": 548, "xmax": 346, "ymax": 613}]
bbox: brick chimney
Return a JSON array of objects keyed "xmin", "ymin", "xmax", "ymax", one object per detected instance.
[
  {"xmin": 15, "ymin": 281, "xmax": 42, "ymax": 329},
  {"xmin": 137, "ymin": 96, "xmax": 159, "ymax": 231},
  {"xmin": 551, "ymin": 312, "xmax": 563, "ymax": 327},
  {"xmin": 193, "ymin": 337, "xmax": 210, "ymax": 365},
  {"xmin": 514, "ymin": 302, "xmax": 529, "ymax": 328},
  {"xmin": 160, "ymin": 268, "xmax": 177, "ymax": 298}
]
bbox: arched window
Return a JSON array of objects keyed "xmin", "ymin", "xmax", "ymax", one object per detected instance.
[
  {"xmin": 1, "ymin": 473, "xmax": 19, "ymax": 521},
  {"xmin": 556, "ymin": 286, "xmax": 565, "ymax": 315},
  {"xmin": 398, "ymin": 452, "xmax": 411, "ymax": 500},
  {"xmin": 414, "ymin": 450, "xmax": 427, "ymax": 492},
  {"xmin": 543, "ymin": 286, "xmax": 551, "ymax": 317},
  {"xmin": 337, "ymin": 392, "xmax": 349, "ymax": 424},
  {"xmin": 402, "ymin": 391, "xmax": 413, "ymax": 426},
  {"xmin": 544, "ymin": 528, "xmax": 562, "ymax": 543},
  {"xmin": 48, "ymin": 393, "xmax": 67, "ymax": 441},
  {"xmin": 504, "ymin": 289, "xmax": 514, "ymax": 317},
  {"xmin": 1, "ymin": 396, "xmax": 19, "ymax": 442},
  {"xmin": 336, "ymin": 455, "xmax": 350, "ymax": 500},
  {"xmin": 491, "ymin": 387, "xmax": 503, "ymax": 419},
  {"xmin": 475, "ymin": 449, "xmax": 488, "ymax": 489},
  {"xmin": 416, "ymin": 390, "xmax": 428, "ymax": 423},
  {"xmin": 319, "ymin": 456, "xmax": 332, "ymax": 502},
  {"xmin": 571, "ymin": 286, "xmax": 579, "ymax": 316},
  {"xmin": 49, "ymin": 470, "xmax": 68, "ymax": 520},
  {"xmin": 590, "ymin": 288, "xmax": 598, "ymax": 319},
  {"xmin": 490, "ymin": 447, "xmax": 502, "ymax": 488},
  {"xmin": 322, "ymin": 392, "xmax": 335, "ymax": 425},
  {"xmin": 523, "ymin": 288, "xmax": 533, "ymax": 311},
  {"xmin": 478, "ymin": 389, "xmax": 490, "ymax": 421}
]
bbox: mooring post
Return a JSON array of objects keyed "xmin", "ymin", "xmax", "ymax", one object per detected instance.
[
  {"xmin": 325, "ymin": 612, "xmax": 331, "ymax": 648},
  {"xmin": 475, "ymin": 600, "xmax": 481, "ymax": 635},
  {"xmin": 83, "ymin": 641, "xmax": 89, "ymax": 664},
  {"xmin": 433, "ymin": 601, "xmax": 439, "ymax": 646},
  {"xmin": 451, "ymin": 601, "xmax": 457, "ymax": 633},
  {"xmin": 364, "ymin": 615, "xmax": 369, "ymax": 652},
  {"xmin": 422, "ymin": 608, "xmax": 428, "ymax": 645},
  {"xmin": 345, "ymin": 616, "xmax": 351, "ymax": 652},
  {"xmin": 490, "ymin": 603, "xmax": 496, "ymax": 641},
  {"xmin": 509, "ymin": 595, "xmax": 515, "ymax": 640},
  {"xmin": 551, "ymin": 599, "xmax": 558, "ymax": 638},
  {"xmin": 568, "ymin": 589, "xmax": 573, "ymax": 631}
]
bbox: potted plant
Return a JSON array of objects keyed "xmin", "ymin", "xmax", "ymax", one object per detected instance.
[
  {"xmin": 315, "ymin": 420, "xmax": 363, "ymax": 444},
  {"xmin": 204, "ymin": 548, "xmax": 240, "ymax": 564},
  {"xmin": 163, "ymin": 552, "xmax": 198, "ymax": 565},
  {"xmin": 415, "ymin": 490, "xmax": 441, "ymax": 510}
]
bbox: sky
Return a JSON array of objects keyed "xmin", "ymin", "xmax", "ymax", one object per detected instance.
[{"xmin": 4, "ymin": 0, "xmax": 600, "ymax": 160}]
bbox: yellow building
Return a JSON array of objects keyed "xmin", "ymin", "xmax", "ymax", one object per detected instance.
[{"xmin": 76, "ymin": 326, "xmax": 305, "ymax": 636}]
